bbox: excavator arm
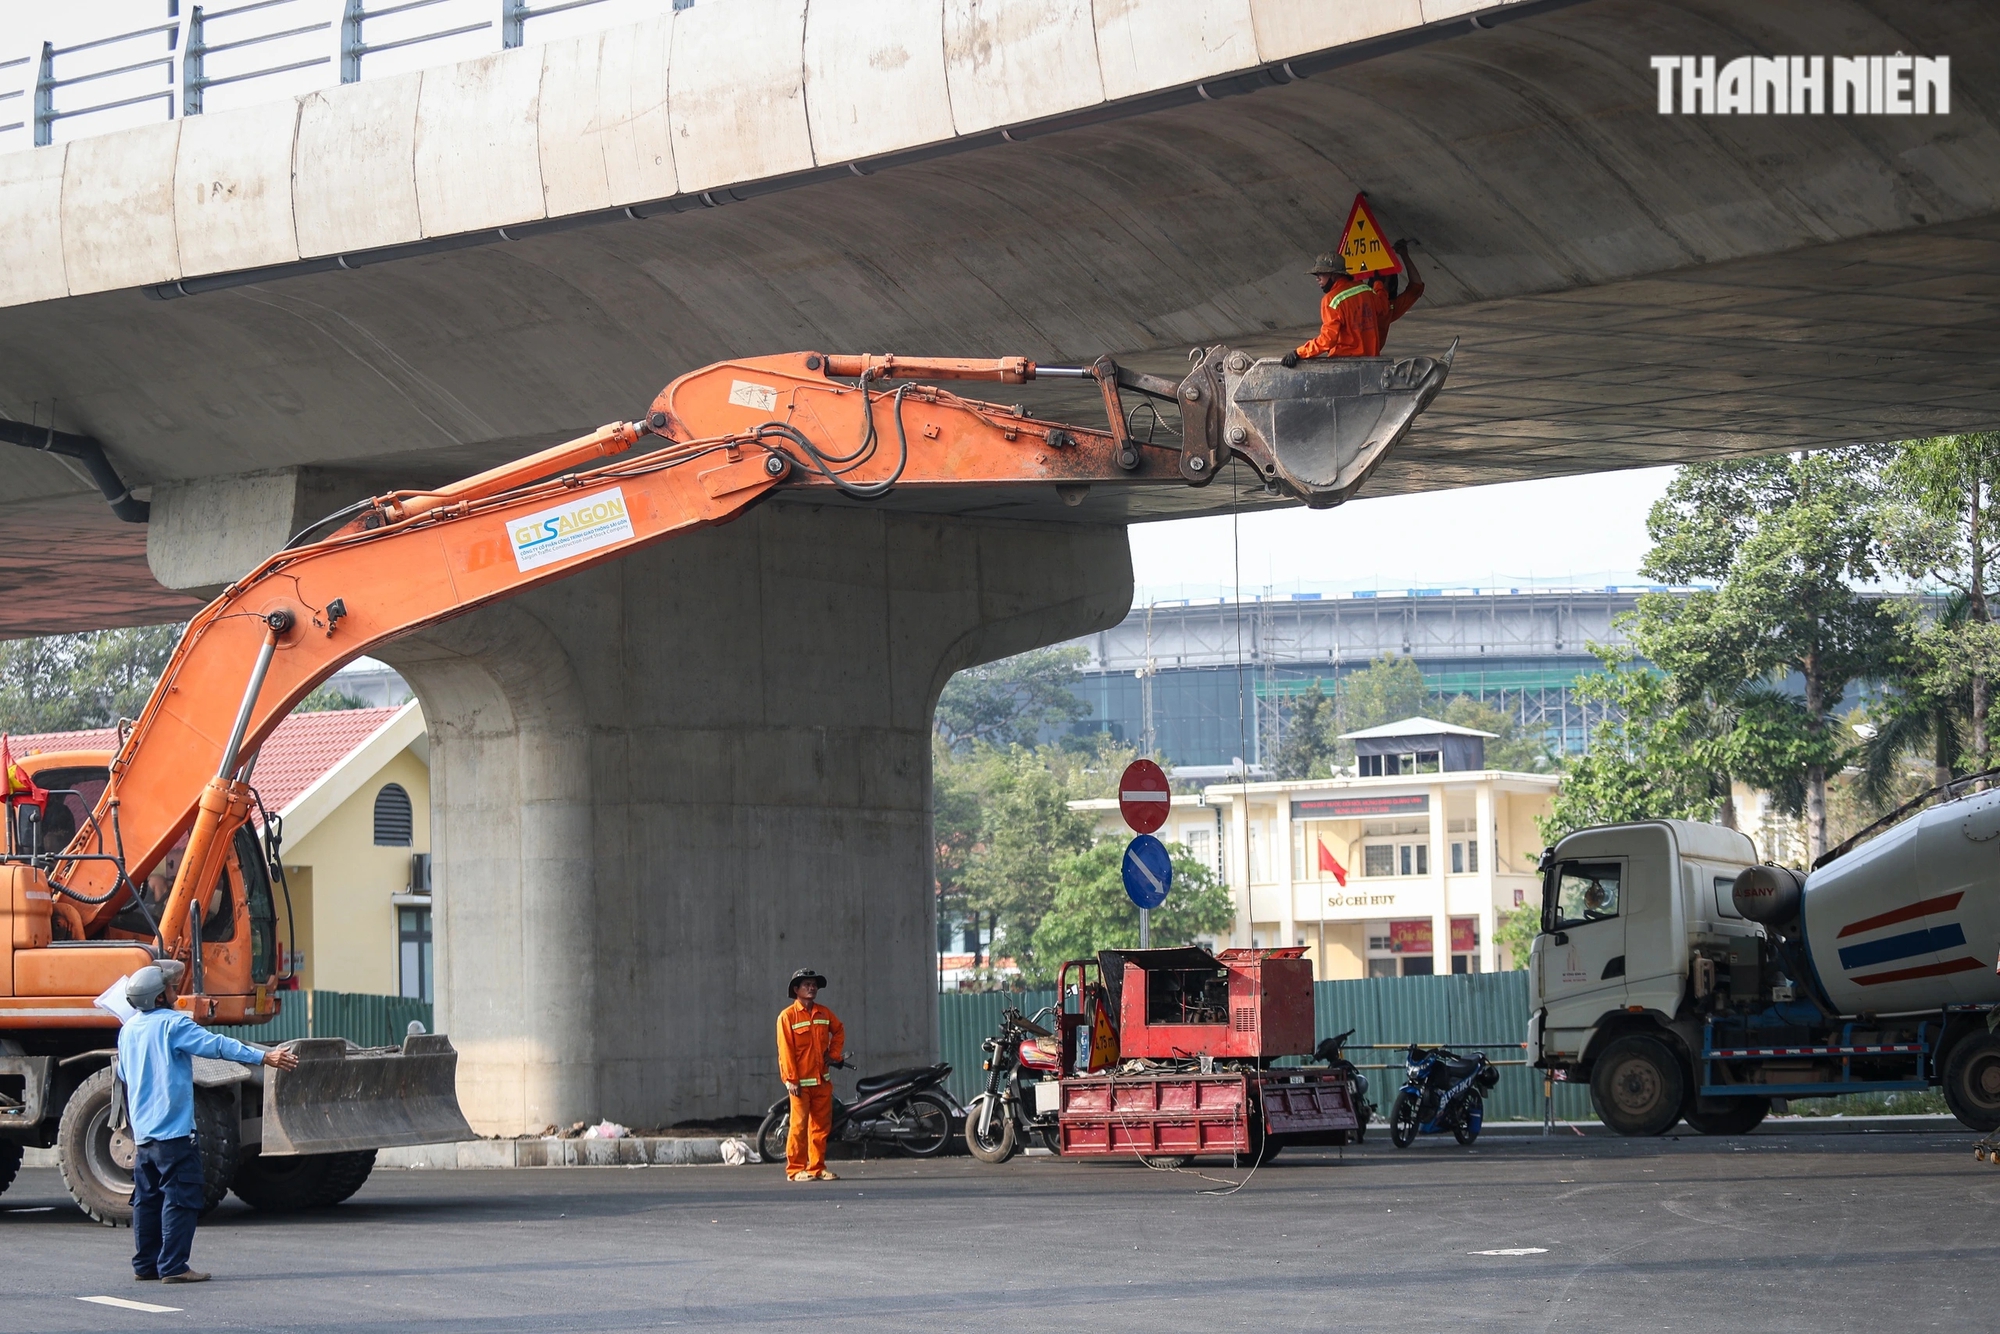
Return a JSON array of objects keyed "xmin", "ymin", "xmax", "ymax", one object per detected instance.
[{"xmin": 45, "ymin": 342, "xmax": 1452, "ymax": 971}]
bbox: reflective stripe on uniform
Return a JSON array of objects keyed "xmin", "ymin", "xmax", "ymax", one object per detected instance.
[
  {"xmin": 812, "ymin": 1018, "xmax": 829, "ymax": 1025},
  {"xmin": 797, "ymin": 1077, "xmax": 820, "ymax": 1087},
  {"xmin": 792, "ymin": 1022, "xmax": 812, "ymax": 1030},
  {"xmin": 1326, "ymin": 283, "xmax": 1370, "ymax": 310}
]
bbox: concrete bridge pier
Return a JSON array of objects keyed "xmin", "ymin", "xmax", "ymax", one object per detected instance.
[{"xmin": 271, "ymin": 503, "xmax": 1126, "ymax": 1134}]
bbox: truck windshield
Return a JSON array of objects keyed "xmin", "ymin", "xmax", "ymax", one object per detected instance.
[{"xmin": 1547, "ymin": 860, "xmax": 1622, "ymax": 931}]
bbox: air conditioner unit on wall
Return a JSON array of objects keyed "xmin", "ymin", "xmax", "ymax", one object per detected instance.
[{"xmin": 410, "ymin": 853, "xmax": 432, "ymax": 895}]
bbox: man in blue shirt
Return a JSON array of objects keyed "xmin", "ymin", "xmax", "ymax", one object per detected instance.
[{"xmin": 116, "ymin": 964, "xmax": 299, "ymax": 1284}]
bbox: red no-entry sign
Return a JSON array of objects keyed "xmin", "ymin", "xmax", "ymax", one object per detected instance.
[{"xmin": 1118, "ymin": 759, "xmax": 1170, "ymax": 835}]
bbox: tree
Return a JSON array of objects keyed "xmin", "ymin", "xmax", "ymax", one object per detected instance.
[
  {"xmin": 1274, "ymin": 680, "xmax": 1337, "ymax": 779},
  {"xmin": 0, "ymin": 624, "xmax": 183, "ymax": 734},
  {"xmin": 934, "ymin": 646, "xmax": 1091, "ymax": 752},
  {"xmin": 1336, "ymin": 654, "xmax": 1428, "ymax": 745},
  {"xmin": 1878, "ymin": 433, "xmax": 2000, "ymax": 767},
  {"xmin": 297, "ymin": 684, "xmax": 373, "ymax": 711},
  {"xmin": 1439, "ymin": 694, "xmax": 1552, "ymax": 772},
  {"xmin": 1494, "ymin": 902, "xmax": 1541, "ymax": 970},
  {"xmin": 954, "ymin": 745, "xmax": 1095, "ymax": 974},
  {"xmin": 1030, "ymin": 839, "xmax": 1235, "ymax": 975},
  {"xmin": 1637, "ymin": 451, "xmax": 1897, "ymax": 858},
  {"xmin": 1537, "ymin": 655, "xmax": 1720, "ymax": 843}
]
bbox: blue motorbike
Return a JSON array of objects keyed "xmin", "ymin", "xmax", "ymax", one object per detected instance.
[{"xmin": 1389, "ymin": 1043, "xmax": 1500, "ymax": 1147}]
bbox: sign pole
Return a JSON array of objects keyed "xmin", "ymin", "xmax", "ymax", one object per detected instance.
[{"xmin": 1139, "ymin": 907, "xmax": 1150, "ymax": 949}]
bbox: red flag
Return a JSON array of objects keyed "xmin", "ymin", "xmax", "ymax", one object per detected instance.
[
  {"xmin": 2, "ymin": 734, "xmax": 49, "ymax": 815},
  {"xmin": 1317, "ymin": 838, "xmax": 1347, "ymax": 887}
]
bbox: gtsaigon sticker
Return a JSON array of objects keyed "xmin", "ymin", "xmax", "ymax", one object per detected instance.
[
  {"xmin": 728, "ymin": 380, "xmax": 779, "ymax": 412},
  {"xmin": 509, "ymin": 487, "xmax": 634, "ymax": 572}
]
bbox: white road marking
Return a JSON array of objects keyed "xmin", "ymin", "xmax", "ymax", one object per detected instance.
[
  {"xmin": 1470, "ymin": 1247, "xmax": 1549, "ymax": 1256},
  {"xmin": 78, "ymin": 1296, "xmax": 182, "ymax": 1313},
  {"xmin": 4, "ymin": 1206, "xmax": 55, "ymax": 1213}
]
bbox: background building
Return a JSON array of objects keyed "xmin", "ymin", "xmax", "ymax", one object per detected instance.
[
  {"xmin": 1076, "ymin": 717, "xmax": 1556, "ymax": 978},
  {"xmin": 1059, "ymin": 587, "xmax": 1668, "ymax": 765}
]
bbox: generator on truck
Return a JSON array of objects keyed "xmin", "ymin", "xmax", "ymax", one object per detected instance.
[
  {"xmin": 965, "ymin": 946, "xmax": 1361, "ymax": 1166},
  {"xmin": 1, "ymin": 339, "xmax": 1456, "ymax": 1217},
  {"xmin": 1528, "ymin": 776, "xmax": 2000, "ymax": 1137}
]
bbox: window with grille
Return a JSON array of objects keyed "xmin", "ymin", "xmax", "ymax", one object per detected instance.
[{"xmin": 373, "ymin": 783, "xmax": 413, "ymax": 846}]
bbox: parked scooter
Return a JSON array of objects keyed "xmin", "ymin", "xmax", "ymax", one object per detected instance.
[
  {"xmin": 1389, "ymin": 1043, "xmax": 1500, "ymax": 1147},
  {"xmin": 964, "ymin": 1005, "xmax": 1064, "ymax": 1163},
  {"xmin": 1311, "ymin": 1029, "xmax": 1375, "ymax": 1142},
  {"xmin": 755, "ymin": 1058, "xmax": 961, "ymax": 1163}
]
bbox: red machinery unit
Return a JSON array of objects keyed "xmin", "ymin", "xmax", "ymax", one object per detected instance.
[{"xmin": 1050, "ymin": 947, "xmax": 1356, "ymax": 1163}]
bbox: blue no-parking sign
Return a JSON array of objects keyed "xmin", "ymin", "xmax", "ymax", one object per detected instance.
[{"xmin": 1121, "ymin": 834, "xmax": 1173, "ymax": 910}]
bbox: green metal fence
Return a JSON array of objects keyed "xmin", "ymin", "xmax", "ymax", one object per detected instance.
[
  {"xmin": 213, "ymin": 991, "xmax": 434, "ymax": 1048},
  {"xmin": 937, "ymin": 972, "xmax": 1594, "ymax": 1121}
]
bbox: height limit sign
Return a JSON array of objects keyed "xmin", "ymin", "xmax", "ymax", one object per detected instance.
[{"xmin": 1118, "ymin": 759, "xmax": 1170, "ymax": 834}]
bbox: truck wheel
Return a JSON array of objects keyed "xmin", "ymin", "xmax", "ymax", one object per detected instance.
[
  {"xmin": 57, "ymin": 1067, "xmax": 135, "ymax": 1226},
  {"xmin": 308, "ymin": 1151, "xmax": 376, "ymax": 1207},
  {"xmin": 230, "ymin": 1151, "xmax": 329, "ymax": 1211},
  {"xmin": 964, "ymin": 1097, "xmax": 1018, "ymax": 1164},
  {"xmin": 1942, "ymin": 1033, "xmax": 2000, "ymax": 1133},
  {"xmin": 0, "ymin": 1139, "xmax": 21, "ymax": 1199},
  {"xmin": 1590, "ymin": 1034, "xmax": 1686, "ymax": 1137},
  {"xmin": 1683, "ymin": 1098, "xmax": 1770, "ymax": 1136},
  {"xmin": 190, "ymin": 1088, "xmax": 239, "ymax": 1216}
]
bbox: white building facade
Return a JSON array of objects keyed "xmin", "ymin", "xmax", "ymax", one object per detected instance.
[{"xmin": 1078, "ymin": 764, "xmax": 1556, "ymax": 979}]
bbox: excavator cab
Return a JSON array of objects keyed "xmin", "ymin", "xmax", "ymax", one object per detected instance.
[{"xmin": 2, "ymin": 749, "xmax": 471, "ymax": 1224}]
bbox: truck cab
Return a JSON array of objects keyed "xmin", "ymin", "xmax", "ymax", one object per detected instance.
[
  {"xmin": 1531, "ymin": 807, "xmax": 2000, "ymax": 1137},
  {"xmin": 1529, "ymin": 820, "xmax": 1766, "ymax": 1135}
]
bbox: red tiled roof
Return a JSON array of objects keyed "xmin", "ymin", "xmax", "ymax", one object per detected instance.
[{"xmin": 5, "ymin": 705, "xmax": 409, "ymax": 816}]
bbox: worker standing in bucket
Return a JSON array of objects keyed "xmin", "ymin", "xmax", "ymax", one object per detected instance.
[
  {"xmin": 776, "ymin": 968, "xmax": 844, "ymax": 1182},
  {"xmin": 1280, "ymin": 242, "xmax": 1424, "ymax": 365},
  {"xmin": 117, "ymin": 964, "xmax": 299, "ymax": 1284}
]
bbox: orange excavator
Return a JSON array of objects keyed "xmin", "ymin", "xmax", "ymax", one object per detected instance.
[{"xmin": 0, "ymin": 341, "xmax": 1452, "ymax": 1220}]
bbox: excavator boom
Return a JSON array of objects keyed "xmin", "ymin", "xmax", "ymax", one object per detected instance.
[{"xmin": 3, "ymin": 342, "xmax": 1450, "ymax": 1179}]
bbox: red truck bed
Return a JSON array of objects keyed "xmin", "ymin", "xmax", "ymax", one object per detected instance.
[{"xmin": 1056, "ymin": 1069, "xmax": 1357, "ymax": 1158}]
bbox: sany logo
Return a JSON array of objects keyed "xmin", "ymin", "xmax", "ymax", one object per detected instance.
[{"xmin": 1651, "ymin": 55, "xmax": 1948, "ymax": 115}]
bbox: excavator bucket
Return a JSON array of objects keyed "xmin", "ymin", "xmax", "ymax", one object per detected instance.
[
  {"xmin": 1222, "ymin": 341, "xmax": 1456, "ymax": 509},
  {"xmin": 259, "ymin": 1034, "xmax": 473, "ymax": 1156}
]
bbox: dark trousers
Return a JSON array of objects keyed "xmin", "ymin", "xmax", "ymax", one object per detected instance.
[{"xmin": 131, "ymin": 1136, "xmax": 204, "ymax": 1278}]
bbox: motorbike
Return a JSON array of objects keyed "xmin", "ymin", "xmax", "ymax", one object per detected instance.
[
  {"xmin": 1388, "ymin": 1043, "xmax": 1500, "ymax": 1147},
  {"xmin": 964, "ymin": 1005, "xmax": 1064, "ymax": 1163},
  {"xmin": 1311, "ymin": 1029, "xmax": 1375, "ymax": 1142},
  {"xmin": 754, "ymin": 1057, "xmax": 962, "ymax": 1163}
]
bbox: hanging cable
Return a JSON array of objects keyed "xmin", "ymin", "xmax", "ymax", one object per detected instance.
[{"xmin": 753, "ymin": 376, "xmax": 910, "ymax": 500}]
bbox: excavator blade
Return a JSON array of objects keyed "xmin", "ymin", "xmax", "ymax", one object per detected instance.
[
  {"xmin": 1224, "ymin": 340, "xmax": 1456, "ymax": 509},
  {"xmin": 259, "ymin": 1034, "xmax": 473, "ymax": 1156}
]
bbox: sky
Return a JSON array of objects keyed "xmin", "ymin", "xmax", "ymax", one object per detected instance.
[{"xmin": 1127, "ymin": 466, "xmax": 1678, "ymax": 603}]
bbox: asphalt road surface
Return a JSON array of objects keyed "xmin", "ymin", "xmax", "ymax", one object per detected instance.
[{"xmin": 6, "ymin": 1127, "xmax": 1998, "ymax": 1332}]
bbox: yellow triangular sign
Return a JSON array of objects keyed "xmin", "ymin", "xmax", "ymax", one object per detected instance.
[{"xmin": 1338, "ymin": 194, "xmax": 1403, "ymax": 277}]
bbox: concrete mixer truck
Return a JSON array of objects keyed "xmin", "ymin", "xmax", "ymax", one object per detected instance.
[{"xmin": 1527, "ymin": 779, "xmax": 2000, "ymax": 1136}]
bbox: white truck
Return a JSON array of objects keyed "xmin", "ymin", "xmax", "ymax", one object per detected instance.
[{"xmin": 1527, "ymin": 783, "xmax": 2000, "ymax": 1136}]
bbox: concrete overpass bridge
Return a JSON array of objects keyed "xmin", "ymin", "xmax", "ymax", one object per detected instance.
[{"xmin": 1, "ymin": 0, "xmax": 1994, "ymax": 1134}]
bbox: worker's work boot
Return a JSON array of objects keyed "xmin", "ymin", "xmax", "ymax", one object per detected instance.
[{"xmin": 161, "ymin": 1271, "xmax": 211, "ymax": 1285}]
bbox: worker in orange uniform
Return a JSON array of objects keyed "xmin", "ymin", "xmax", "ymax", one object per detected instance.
[
  {"xmin": 1279, "ymin": 243, "xmax": 1425, "ymax": 365},
  {"xmin": 1368, "ymin": 240, "xmax": 1427, "ymax": 353},
  {"xmin": 776, "ymin": 967, "xmax": 845, "ymax": 1181}
]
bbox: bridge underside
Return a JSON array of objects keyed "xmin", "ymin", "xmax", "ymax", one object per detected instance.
[{"xmin": 3, "ymin": 0, "xmax": 1996, "ymax": 635}]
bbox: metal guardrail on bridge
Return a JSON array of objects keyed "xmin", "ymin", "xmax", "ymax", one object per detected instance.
[{"xmin": 9, "ymin": 0, "xmax": 696, "ymax": 151}]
